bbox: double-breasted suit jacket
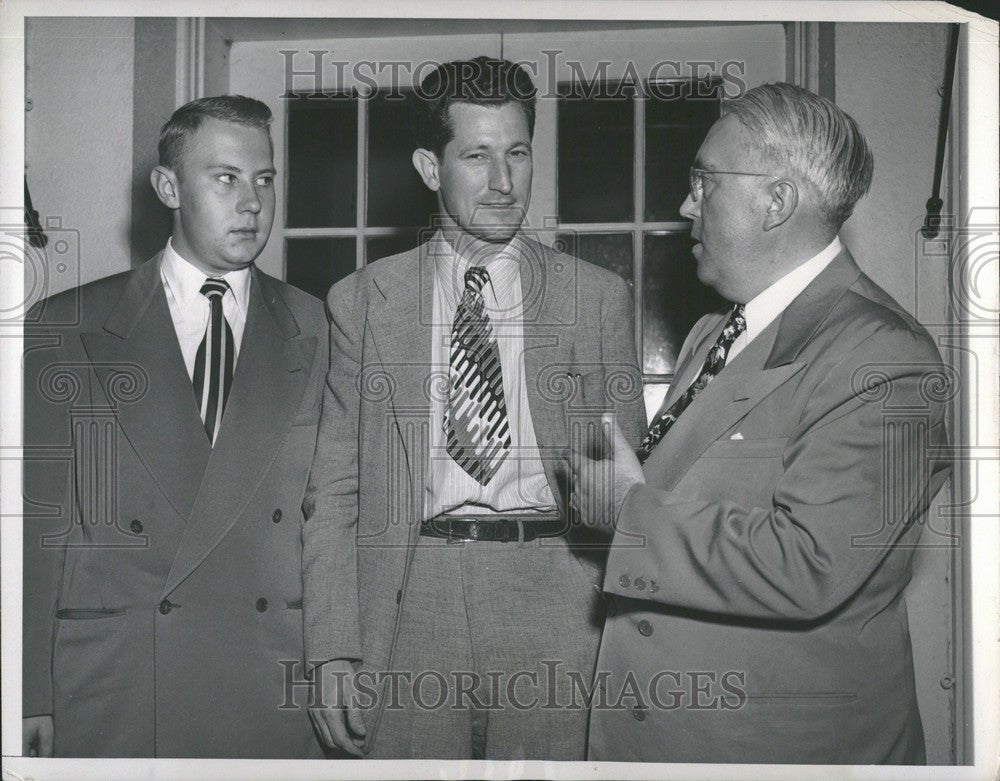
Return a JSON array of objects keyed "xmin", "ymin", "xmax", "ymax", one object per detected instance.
[
  {"xmin": 588, "ymin": 249, "xmax": 952, "ymax": 764},
  {"xmin": 302, "ymin": 237, "xmax": 647, "ymax": 750},
  {"xmin": 23, "ymin": 255, "xmax": 328, "ymax": 758}
]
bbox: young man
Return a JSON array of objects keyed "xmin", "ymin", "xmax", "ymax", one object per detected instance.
[
  {"xmin": 22, "ymin": 96, "xmax": 327, "ymax": 758},
  {"xmin": 303, "ymin": 57, "xmax": 647, "ymax": 759}
]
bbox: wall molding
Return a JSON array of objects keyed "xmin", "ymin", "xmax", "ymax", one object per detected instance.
[
  {"xmin": 175, "ymin": 17, "xmax": 206, "ymax": 106},
  {"xmin": 785, "ymin": 22, "xmax": 836, "ymax": 99}
]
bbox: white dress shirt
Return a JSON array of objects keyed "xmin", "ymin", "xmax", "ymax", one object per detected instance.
[
  {"xmin": 426, "ymin": 231, "xmax": 557, "ymax": 519},
  {"xmin": 727, "ymin": 236, "xmax": 842, "ymax": 362},
  {"xmin": 160, "ymin": 238, "xmax": 251, "ymax": 380}
]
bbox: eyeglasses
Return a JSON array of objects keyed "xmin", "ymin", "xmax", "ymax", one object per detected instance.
[{"xmin": 688, "ymin": 167, "xmax": 775, "ymax": 202}]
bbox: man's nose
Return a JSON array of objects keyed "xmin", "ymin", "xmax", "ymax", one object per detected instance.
[
  {"xmin": 488, "ymin": 159, "xmax": 513, "ymax": 194},
  {"xmin": 238, "ymin": 182, "xmax": 262, "ymax": 213},
  {"xmin": 679, "ymin": 192, "xmax": 699, "ymax": 221}
]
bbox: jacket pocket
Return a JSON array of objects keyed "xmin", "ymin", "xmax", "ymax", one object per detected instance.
[
  {"xmin": 56, "ymin": 608, "xmax": 126, "ymax": 620},
  {"xmin": 701, "ymin": 437, "xmax": 788, "ymax": 459}
]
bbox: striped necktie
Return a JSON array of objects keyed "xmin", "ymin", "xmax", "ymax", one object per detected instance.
[
  {"xmin": 444, "ymin": 266, "xmax": 511, "ymax": 486},
  {"xmin": 637, "ymin": 304, "xmax": 747, "ymax": 464},
  {"xmin": 193, "ymin": 278, "xmax": 235, "ymax": 445}
]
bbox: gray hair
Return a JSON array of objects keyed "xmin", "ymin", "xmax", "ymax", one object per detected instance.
[{"xmin": 722, "ymin": 82, "xmax": 874, "ymax": 227}]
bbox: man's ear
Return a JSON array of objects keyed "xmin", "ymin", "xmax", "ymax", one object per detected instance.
[
  {"xmin": 412, "ymin": 148, "xmax": 440, "ymax": 191},
  {"xmin": 762, "ymin": 180, "xmax": 798, "ymax": 231},
  {"xmin": 150, "ymin": 166, "xmax": 180, "ymax": 209}
]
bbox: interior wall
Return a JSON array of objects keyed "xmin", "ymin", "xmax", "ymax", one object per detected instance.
[
  {"xmin": 835, "ymin": 22, "xmax": 958, "ymax": 765},
  {"xmin": 25, "ymin": 17, "xmax": 135, "ymax": 294},
  {"xmin": 131, "ymin": 18, "xmax": 177, "ymax": 265}
]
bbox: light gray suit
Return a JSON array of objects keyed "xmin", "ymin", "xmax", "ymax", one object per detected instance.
[
  {"xmin": 588, "ymin": 249, "xmax": 951, "ymax": 764},
  {"xmin": 303, "ymin": 237, "xmax": 647, "ymax": 757}
]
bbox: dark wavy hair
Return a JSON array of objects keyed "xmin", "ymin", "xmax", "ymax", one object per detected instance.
[{"xmin": 414, "ymin": 56, "xmax": 537, "ymax": 157}]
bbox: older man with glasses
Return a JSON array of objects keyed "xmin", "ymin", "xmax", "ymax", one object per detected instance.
[{"xmin": 572, "ymin": 82, "xmax": 951, "ymax": 764}]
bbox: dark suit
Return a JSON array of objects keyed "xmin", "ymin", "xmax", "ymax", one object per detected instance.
[
  {"xmin": 588, "ymin": 249, "xmax": 951, "ymax": 763},
  {"xmin": 23, "ymin": 254, "xmax": 328, "ymax": 758}
]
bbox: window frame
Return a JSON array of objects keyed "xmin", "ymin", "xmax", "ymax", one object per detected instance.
[{"xmin": 554, "ymin": 76, "xmax": 722, "ymax": 399}]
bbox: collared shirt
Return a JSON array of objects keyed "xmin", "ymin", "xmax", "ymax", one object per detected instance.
[
  {"xmin": 426, "ymin": 231, "xmax": 557, "ymax": 520},
  {"xmin": 728, "ymin": 236, "xmax": 842, "ymax": 362},
  {"xmin": 160, "ymin": 238, "xmax": 251, "ymax": 380}
]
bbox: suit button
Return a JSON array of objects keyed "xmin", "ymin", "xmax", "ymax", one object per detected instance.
[
  {"xmin": 130, "ymin": 519, "xmax": 143, "ymax": 533},
  {"xmin": 634, "ymin": 577, "xmax": 646, "ymax": 591},
  {"xmin": 618, "ymin": 574, "xmax": 631, "ymax": 589},
  {"xmin": 637, "ymin": 620, "xmax": 653, "ymax": 637},
  {"xmin": 158, "ymin": 600, "xmax": 172, "ymax": 615},
  {"xmin": 632, "ymin": 706, "xmax": 647, "ymax": 721},
  {"xmin": 256, "ymin": 598, "xmax": 269, "ymax": 613},
  {"xmin": 272, "ymin": 509, "xmax": 282, "ymax": 523}
]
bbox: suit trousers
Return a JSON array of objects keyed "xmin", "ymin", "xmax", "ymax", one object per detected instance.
[{"xmin": 366, "ymin": 534, "xmax": 604, "ymax": 759}]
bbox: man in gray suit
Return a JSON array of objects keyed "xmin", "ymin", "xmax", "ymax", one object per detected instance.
[
  {"xmin": 303, "ymin": 56, "xmax": 646, "ymax": 759},
  {"xmin": 572, "ymin": 83, "xmax": 950, "ymax": 763}
]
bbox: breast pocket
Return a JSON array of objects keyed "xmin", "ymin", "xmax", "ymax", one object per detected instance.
[
  {"xmin": 679, "ymin": 438, "xmax": 789, "ymax": 507},
  {"xmin": 701, "ymin": 437, "xmax": 788, "ymax": 460}
]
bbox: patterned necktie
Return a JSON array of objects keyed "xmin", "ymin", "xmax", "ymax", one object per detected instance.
[
  {"xmin": 637, "ymin": 304, "xmax": 747, "ymax": 464},
  {"xmin": 192, "ymin": 278, "xmax": 235, "ymax": 446},
  {"xmin": 444, "ymin": 266, "xmax": 511, "ymax": 485}
]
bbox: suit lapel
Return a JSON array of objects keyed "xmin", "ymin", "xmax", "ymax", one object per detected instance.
[
  {"xmin": 366, "ymin": 246, "xmax": 435, "ymax": 540},
  {"xmin": 520, "ymin": 239, "xmax": 576, "ymax": 511},
  {"xmin": 80, "ymin": 255, "xmax": 211, "ymax": 520},
  {"xmin": 161, "ymin": 269, "xmax": 314, "ymax": 597},
  {"xmin": 643, "ymin": 248, "xmax": 861, "ymax": 490},
  {"xmin": 643, "ymin": 321, "xmax": 797, "ymax": 489}
]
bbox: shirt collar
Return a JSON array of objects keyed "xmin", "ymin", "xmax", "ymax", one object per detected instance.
[
  {"xmin": 161, "ymin": 237, "xmax": 252, "ymax": 317},
  {"xmin": 742, "ymin": 236, "xmax": 842, "ymax": 340},
  {"xmin": 430, "ymin": 230, "xmax": 522, "ymax": 303}
]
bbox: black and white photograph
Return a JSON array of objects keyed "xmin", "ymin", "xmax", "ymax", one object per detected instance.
[{"xmin": 1, "ymin": 1, "xmax": 997, "ymax": 779}]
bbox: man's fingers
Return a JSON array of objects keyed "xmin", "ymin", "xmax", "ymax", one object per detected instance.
[
  {"xmin": 345, "ymin": 704, "xmax": 367, "ymax": 739},
  {"xmin": 308, "ymin": 708, "xmax": 335, "ymax": 749},
  {"xmin": 606, "ymin": 414, "xmax": 631, "ymax": 454},
  {"xmin": 22, "ymin": 716, "xmax": 53, "ymax": 758},
  {"xmin": 312, "ymin": 707, "xmax": 364, "ymax": 756},
  {"xmin": 327, "ymin": 709, "xmax": 365, "ymax": 756}
]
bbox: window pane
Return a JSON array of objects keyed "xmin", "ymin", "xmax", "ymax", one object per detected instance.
[
  {"xmin": 286, "ymin": 237, "xmax": 356, "ymax": 299},
  {"xmin": 556, "ymin": 232, "xmax": 633, "ymax": 290},
  {"xmin": 558, "ymin": 85, "xmax": 633, "ymax": 223},
  {"xmin": 366, "ymin": 230, "xmax": 426, "ymax": 263},
  {"xmin": 286, "ymin": 95, "xmax": 357, "ymax": 228},
  {"xmin": 644, "ymin": 82, "xmax": 720, "ymax": 222},
  {"xmin": 642, "ymin": 232, "xmax": 727, "ymax": 375},
  {"xmin": 368, "ymin": 90, "xmax": 438, "ymax": 229}
]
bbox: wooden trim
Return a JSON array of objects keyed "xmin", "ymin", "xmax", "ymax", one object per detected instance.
[
  {"xmin": 174, "ymin": 17, "xmax": 205, "ymax": 107},
  {"xmin": 785, "ymin": 22, "xmax": 835, "ymax": 100}
]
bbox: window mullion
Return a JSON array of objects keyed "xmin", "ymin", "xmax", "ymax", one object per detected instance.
[
  {"xmin": 633, "ymin": 87, "xmax": 645, "ymax": 370},
  {"xmin": 356, "ymin": 91, "xmax": 367, "ymax": 269}
]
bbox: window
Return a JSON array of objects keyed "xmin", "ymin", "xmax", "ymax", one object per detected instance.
[
  {"xmin": 282, "ymin": 78, "xmax": 725, "ymax": 416},
  {"xmin": 555, "ymin": 79, "xmax": 727, "ymax": 417},
  {"xmin": 283, "ymin": 88, "xmax": 434, "ymax": 295}
]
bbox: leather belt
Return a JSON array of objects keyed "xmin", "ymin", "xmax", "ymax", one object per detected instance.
[{"xmin": 420, "ymin": 514, "xmax": 567, "ymax": 543}]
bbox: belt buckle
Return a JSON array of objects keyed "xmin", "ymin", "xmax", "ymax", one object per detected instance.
[{"xmin": 443, "ymin": 517, "xmax": 471, "ymax": 544}]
